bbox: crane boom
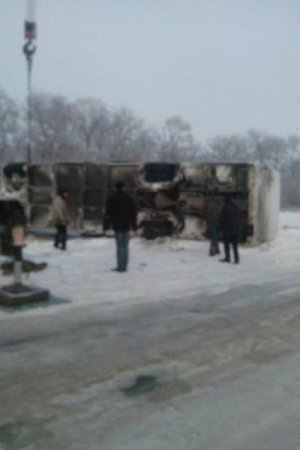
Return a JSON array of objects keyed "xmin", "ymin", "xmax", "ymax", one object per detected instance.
[{"xmin": 26, "ymin": 0, "xmax": 36, "ymax": 20}]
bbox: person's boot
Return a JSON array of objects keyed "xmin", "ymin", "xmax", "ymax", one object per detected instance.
[
  {"xmin": 209, "ymin": 244, "xmax": 219, "ymax": 256},
  {"xmin": 209, "ymin": 246, "xmax": 216, "ymax": 256}
]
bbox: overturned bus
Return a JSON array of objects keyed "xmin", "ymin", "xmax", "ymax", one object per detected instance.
[
  {"xmin": 2, "ymin": 162, "xmax": 280, "ymax": 245},
  {"xmin": 135, "ymin": 162, "xmax": 280, "ymax": 244}
]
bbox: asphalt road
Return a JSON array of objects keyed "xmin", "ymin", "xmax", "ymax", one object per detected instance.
[{"xmin": 1, "ymin": 277, "xmax": 300, "ymax": 449}]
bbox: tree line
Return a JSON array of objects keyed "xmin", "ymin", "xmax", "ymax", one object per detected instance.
[{"xmin": 0, "ymin": 87, "xmax": 299, "ymax": 207}]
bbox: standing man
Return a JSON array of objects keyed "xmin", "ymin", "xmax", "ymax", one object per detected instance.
[
  {"xmin": 103, "ymin": 181, "xmax": 137, "ymax": 272},
  {"xmin": 52, "ymin": 189, "xmax": 69, "ymax": 250},
  {"xmin": 218, "ymin": 194, "xmax": 241, "ymax": 264},
  {"xmin": 204, "ymin": 190, "xmax": 221, "ymax": 256}
]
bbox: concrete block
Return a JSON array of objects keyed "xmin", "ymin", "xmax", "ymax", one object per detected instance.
[{"xmin": 0, "ymin": 284, "xmax": 49, "ymax": 306}]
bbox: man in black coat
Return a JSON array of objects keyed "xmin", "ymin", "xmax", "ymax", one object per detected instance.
[
  {"xmin": 218, "ymin": 195, "xmax": 241, "ymax": 264},
  {"xmin": 103, "ymin": 182, "xmax": 137, "ymax": 272}
]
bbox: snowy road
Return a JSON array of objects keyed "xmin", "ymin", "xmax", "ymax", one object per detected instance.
[
  {"xmin": 1, "ymin": 212, "xmax": 300, "ymax": 449},
  {"xmin": 1, "ymin": 278, "xmax": 300, "ymax": 449}
]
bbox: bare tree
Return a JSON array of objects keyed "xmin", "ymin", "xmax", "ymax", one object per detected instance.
[
  {"xmin": 0, "ymin": 89, "xmax": 21, "ymax": 163},
  {"xmin": 247, "ymin": 130, "xmax": 287, "ymax": 169},
  {"xmin": 71, "ymin": 98, "xmax": 110, "ymax": 162},
  {"xmin": 128, "ymin": 127, "xmax": 160, "ymax": 163},
  {"xmin": 158, "ymin": 116, "xmax": 197, "ymax": 162},
  {"xmin": 3, "ymin": 86, "xmax": 300, "ymax": 208},
  {"xmin": 106, "ymin": 107, "xmax": 147, "ymax": 162},
  {"xmin": 30, "ymin": 93, "xmax": 76, "ymax": 163},
  {"xmin": 207, "ymin": 134, "xmax": 249, "ymax": 163},
  {"xmin": 283, "ymin": 135, "xmax": 300, "ymax": 175}
]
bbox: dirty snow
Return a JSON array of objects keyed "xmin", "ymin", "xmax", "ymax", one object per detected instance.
[
  {"xmin": 0, "ymin": 211, "xmax": 299, "ymax": 318},
  {"xmin": 1, "ymin": 212, "xmax": 300, "ymax": 450}
]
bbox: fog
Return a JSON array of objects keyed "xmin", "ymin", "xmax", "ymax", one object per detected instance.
[{"xmin": 1, "ymin": 0, "xmax": 300, "ymax": 141}]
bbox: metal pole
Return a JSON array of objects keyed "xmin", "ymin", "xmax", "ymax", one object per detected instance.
[
  {"xmin": 27, "ymin": 54, "xmax": 32, "ymax": 165},
  {"xmin": 23, "ymin": 11, "xmax": 36, "ymax": 165},
  {"xmin": 23, "ymin": 43, "xmax": 35, "ymax": 165},
  {"xmin": 13, "ymin": 246, "xmax": 23, "ymax": 286}
]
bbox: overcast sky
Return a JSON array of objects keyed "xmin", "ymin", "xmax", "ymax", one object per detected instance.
[{"xmin": 1, "ymin": 0, "xmax": 299, "ymax": 142}]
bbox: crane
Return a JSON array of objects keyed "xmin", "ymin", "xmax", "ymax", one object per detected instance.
[{"xmin": 23, "ymin": 0, "xmax": 37, "ymax": 164}]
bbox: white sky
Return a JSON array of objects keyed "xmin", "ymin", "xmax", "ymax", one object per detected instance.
[{"xmin": 1, "ymin": 0, "xmax": 300, "ymax": 142}]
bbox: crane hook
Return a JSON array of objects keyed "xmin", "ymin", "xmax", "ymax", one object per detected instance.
[{"xmin": 23, "ymin": 41, "xmax": 36, "ymax": 58}]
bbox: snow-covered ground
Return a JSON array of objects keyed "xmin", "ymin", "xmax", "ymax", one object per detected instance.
[
  {"xmin": 1, "ymin": 211, "xmax": 299, "ymax": 318},
  {"xmin": 1, "ymin": 212, "xmax": 300, "ymax": 450}
]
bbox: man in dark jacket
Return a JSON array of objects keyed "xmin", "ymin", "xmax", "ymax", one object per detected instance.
[
  {"xmin": 218, "ymin": 195, "xmax": 241, "ymax": 264},
  {"xmin": 52, "ymin": 190, "xmax": 70, "ymax": 250},
  {"xmin": 204, "ymin": 192, "xmax": 222, "ymax": 256},
  {"xmin": 103, "ymin": 182, "xmax": 137, "ymax": 272},
  {"xmin": 52, "ymin": 189, "xmax": 70, "ymax": 250}
]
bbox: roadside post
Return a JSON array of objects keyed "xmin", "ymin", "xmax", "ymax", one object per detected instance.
[
  {"xmin": 0, "ymin": 199, "xmax": 49, "ymax": 306},
  {"xmin": 12, "ymin": 224, "xmax": 25, "ymax": 285}
]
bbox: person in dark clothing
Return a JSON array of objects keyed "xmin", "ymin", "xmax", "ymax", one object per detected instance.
[
  {"xmin": 204, "ymin": 192, "xmax": 222, "ymax": 256},
  {"xmin": 52, "ymin": 190, "xmax": 69, "ymax": 250},
  {"xmin": 103, "ymin": 182, "xmax": 137, "ymax": 272},
  {"xmin": 218, "ymin": 195, "xmax": 241, "ymax": 264}
]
